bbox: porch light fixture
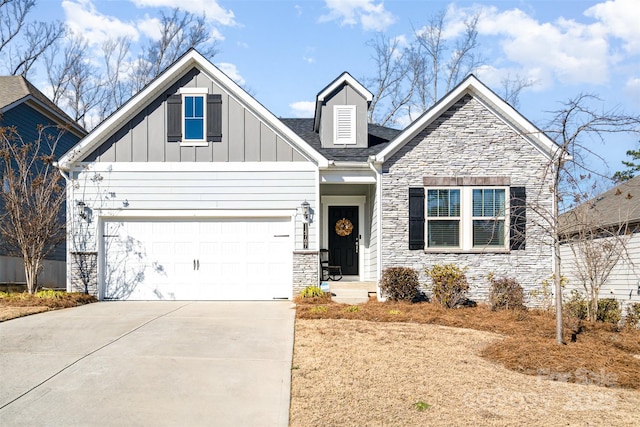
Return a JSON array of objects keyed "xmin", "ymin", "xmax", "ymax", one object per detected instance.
[
  {"xmin": 301, "ymin": 200, "xmax": 311, "ymax": 224},
  {"xmin": 76, "ymin": 200, "xmax": 87, "ymax": 219},
  {"xmin": 301, "ymin": 200, "xmax": 311, "ymax": 249}
]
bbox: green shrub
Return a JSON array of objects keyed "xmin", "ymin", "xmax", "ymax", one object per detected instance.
[
  {"xmin": 597, "ymin": 298, "xmax": 621, "ymax": 324},
  {"xmin": 299, "ymin": 286, "xmax": 325, "ymax": 298},
  {"xmin": 624, "ymin": 303, "xmax": 640, "ymax": 328},
  {"xmin": 344, "ymin": 305, "xmax": 360, "ymax": 313},
  {"xmin": 488, "ymin": 275, "xmax": 525, "ymax": 311},
  {"xmin": 379, "ymin": 267, "xmax": 420, "ymax": 301},
  {"xmin": 310, "ymin": 305, "xmax": 328, "ymax": 314},
  {"xmin": 425, "ymin": 264, "xmax": 469, "ymax": 308},
  {"xmin": 564, "ymin": 290, "xmax": 587, "ymax": 320},
  {"xmin": 35, "ymin": 289, "xmax": 65, "ymax": 299}
]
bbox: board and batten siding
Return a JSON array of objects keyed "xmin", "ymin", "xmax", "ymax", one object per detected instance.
[
  {"xmin": 68, "ymin": 163, "xmax": 318, "ymax": 253},
  {"xmin": 560, "ymin": 233, "xmax": 640, "ymax": 311},
  {"xmin": 319, "ymin": 84, "xmax": 369, "ymax": 149},
  {"xmin": 82, "ymin": 67, "xmax": 309, "ymax": 163}
]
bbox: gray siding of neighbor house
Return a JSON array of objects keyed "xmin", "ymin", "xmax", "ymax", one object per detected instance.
[
  {"xmin": 83, "ymin": 67, "xmax": 308, "ymax": 163},
  {"xmin": 381, "ymin": 94, "xmax": 554, "ymax": 305},
  {"xmin": 319, "ymin": 84, "xmax": 369, "ymax": 148},
  {"xmin": 560, "ymin": 233, "xmax": 640, "ymax": 313}
]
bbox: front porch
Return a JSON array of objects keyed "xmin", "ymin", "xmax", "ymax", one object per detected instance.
[{"xmin": 323, "ymin": 279, "xmax": 377, "ymax": 304}]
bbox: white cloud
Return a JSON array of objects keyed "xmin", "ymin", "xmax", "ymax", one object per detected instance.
[
  {"xmin": 625, "ymin": 77, "xmax": 640, "ymax": 106},
  {"xmin": 131, "ymin": 0, "xmax": 236, "ymax": 26},
  {"xmin": 62, "ymin": 0, "xmax": 140, "ymax": 46},
  {"xmin": 445, "ymin": 5, "xmax": 614, "ymax": 86},
  {"xmin": 136, "ymin": 16, "xmax": 161, "ymax": 40},
  {"xmin": 320, "ymin": 0, "xmax": 396, "ymax": 32},
  {"xmin": 303, "ymin": 56, "xmax": 315, "ymax": 64},
  {"xmin": 215, "ymin": 62, "xmax": 245, "ymax": 86},
  {"xmin": 289, "ymin": 101, "xmax": 315, "ymax": 118},
  {"xmin": 237, "ymin": 41, "xmax": 249, "ymax": 49},
  {"xmin": 585, "ymin": 0, "xmax": 640, "ymax": 54}
]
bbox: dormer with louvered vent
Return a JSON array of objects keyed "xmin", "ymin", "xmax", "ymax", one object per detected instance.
[{"xmin": 313, "ymin": 72, "xmax": 372, "ymax": 149}]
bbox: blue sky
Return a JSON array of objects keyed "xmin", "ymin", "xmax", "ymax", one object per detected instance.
[{"xmin": 31, "ymin": 0, "xmax": 640, "ymax": 175}]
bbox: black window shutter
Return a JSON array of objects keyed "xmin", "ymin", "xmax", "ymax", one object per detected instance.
[
  {"xmin": 207, "ymin": 94, "xmax": 222, "ymax": 142},
  {"xmin": 409, "ymin": 187, "xmax": 425, "ymax": 250},
  {"xmin": 510, "ymin": 186, "xmax": 526, "ymax": 250},
  {"xmin": 167, "ymin": 94, "xmax": 182, "ymax": 142}
]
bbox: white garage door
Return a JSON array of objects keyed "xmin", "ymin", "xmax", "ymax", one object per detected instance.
[{"xmin": 102, "ymin": 218, "xmax": 293, "ymax": 300}]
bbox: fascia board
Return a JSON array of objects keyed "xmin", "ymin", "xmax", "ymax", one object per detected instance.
[{"xmin": 60, "ymin": 50, "xmax": 329, "ymax": 169}]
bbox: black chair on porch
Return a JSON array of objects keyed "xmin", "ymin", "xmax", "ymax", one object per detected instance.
[{"xmin": 319, "ymin": 249, "xmax": 342, "ymax": 281}]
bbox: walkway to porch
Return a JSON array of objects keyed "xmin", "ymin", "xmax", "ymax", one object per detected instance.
[{"xmin": 323, "ymin": 278, "xmax": 377, "ymax": 304}]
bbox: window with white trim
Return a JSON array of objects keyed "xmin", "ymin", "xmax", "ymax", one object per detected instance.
[
  {"xmin": 426, "ymin": 187, "xmax": 508, "ymax": 250},
  {"xmin": 334, "ymin": 105, "xmax": 356, "ymax": 145},
  {"xmin": 179, "ymin": 87, "xmax": 208, "ymax": 145}
]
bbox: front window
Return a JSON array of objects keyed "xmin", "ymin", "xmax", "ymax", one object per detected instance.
[
  {"xmin": 427, "ymin": 189, "xmax": 460, "ymax": 247},
  {"xmin": 472, "ymin": 188, "xmax": 506, "ymax": 247},
  {"xmin": 184, "ymin": 95, "xmax": 205, "ymax": 140},
  {"xmin": 426, "ymin": 187, "xmax": 509, "ymax": 251}
]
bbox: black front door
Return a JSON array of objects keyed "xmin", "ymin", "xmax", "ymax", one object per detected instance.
[{"xmin": 328, "ymin": 206, "xmax": 358, "ymax": 276}]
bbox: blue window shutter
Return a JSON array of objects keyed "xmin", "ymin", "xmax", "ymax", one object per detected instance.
[
  {"xmin": 409, "ymin": 187, "xmax": 425, "ymax": 250},
  {"xmin": 510, "ymin": 186, "xmax": 526, "ymax": 250},
  {"xmin": 207, "ymin": 94, "xmax": 222, "ymax": 142},
  {"xmin": 167, "ymin": 94, "xmax": 182, "ymax": 142}
]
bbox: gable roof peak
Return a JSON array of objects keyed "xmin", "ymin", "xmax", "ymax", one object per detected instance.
[{"xmin": 313, "ymin": 71, "xmax": 373, "ymax": 132}]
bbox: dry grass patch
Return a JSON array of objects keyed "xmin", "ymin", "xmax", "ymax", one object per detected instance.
[
  {"xmin": 0, "ymin": 291, "xmax": 97, "ymax": 321},
  {"xmin": 291, "ymin": 319, "xmax": 640, "ymax": 426},
  {"xmin": 296, "ymin": 300, "xmax": 640, "ymax": 390}
]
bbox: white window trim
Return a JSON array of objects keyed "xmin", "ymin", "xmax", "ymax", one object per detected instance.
[
  {"xmin": 333, "ymin": 105, "xmax": 356, "ymax": 145},
  {"xmin": 179, "ymin": 87, "xmax": 209, "ymax": 147},
  {"xmin": 425, "ymin": 186, "xmax": 510, "ymax": 252}
]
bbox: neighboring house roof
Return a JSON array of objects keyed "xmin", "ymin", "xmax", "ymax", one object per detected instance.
[
  {"xmin": 313, "ymin": 72, "xmax": 373, "ymax": 132},
  {"xmin": 375, "ymin": 74, "xmax": 560, "ymax": 164},
  {"xmin": 559, "ymin": 175, "xmax": 640, "ymax": 235},
  {"xmin": 0, "ymin": 75, "xmax": 86, "ymax": 137},
  {"xmin": 58, "ymin": 49, "xmax": 329, "ymax": 169},
  {"xmin": 282, "ymin": 118, "xmax": 400, "ymax": 162}
]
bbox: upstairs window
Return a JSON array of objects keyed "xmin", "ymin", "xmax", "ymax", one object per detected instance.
[
  {"xmin": 334, "ymin": 105, "xmax": 356, "ymax": 145},
  {"xmin": 183, "ymin": 95, "xmax": 205, "ymax": 141},
  {"xmin": 167, "ymin": 88, "xmax": 222, "ymax": 146}
]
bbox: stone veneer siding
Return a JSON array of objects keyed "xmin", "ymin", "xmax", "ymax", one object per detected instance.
[
  {"xmin": 293, "ymin": 251, "xmax": 319, "ymax": 294},
  {"xmin": 381, "ymin": 94, "xmax": 554, "ymax": 305}
]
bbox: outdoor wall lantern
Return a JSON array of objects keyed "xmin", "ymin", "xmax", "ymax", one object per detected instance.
[
  {"xmin": 301, "ymin": 200, "xmax": 311, "ymax": 249},
  {"xmin": 76, "ymin": 200, "xmax": 87, "ymax": 220}
]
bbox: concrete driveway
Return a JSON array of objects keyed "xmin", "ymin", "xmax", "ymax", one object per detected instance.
[{"xmin": 0, "ymin": 301, "xmax": 295, "ymax": 426}]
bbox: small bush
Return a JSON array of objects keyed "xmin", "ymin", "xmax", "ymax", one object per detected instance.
[
  {"xmin": 344, "ymin": 305, "xmax": 360, "ymax": 313},
  {"xmin": 310, "ymin": 305, "xmax": 328, "ymax": 314},
  {"xmin": 488, "ymin": 275, "xmax": 525, "ymax": 311},
  {"xmin": 379, "ymin": 267, "xmax": 420, "ymax": 302},
  {"xmin": 295, "ymin": 286, "xmax": 331, "ymax": 304},
  {"xmin": 625, "ymin": 303, "xmax": 640, "ymax": 328},
  {"xmin": 597, "ymin": 298, "xmax": 621, "ymax": 324},
  {"xmin": 425, "ymin": 264, "xmax": 469, "ymax": 308},
  {"xmin": 300, "ymin": 286, "xmax": 325, "ymax": 298},
  {"xmin": 564, "ymin": 290, "xmax": 587, "ymax": 320}
]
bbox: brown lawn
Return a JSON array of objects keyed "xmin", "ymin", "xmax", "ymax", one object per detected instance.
[
  {"xmin": 0, "ymin": 291, "xmax": 97, "ymax": 321},
  {"xmin": 291, "ymin": 299, "xmax": 640, "ymax": 426}
]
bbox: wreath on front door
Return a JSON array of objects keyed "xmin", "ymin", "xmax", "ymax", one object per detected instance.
[{"xmin": 335, "ymin": 218, "xmax": 354, "ymax": 237}]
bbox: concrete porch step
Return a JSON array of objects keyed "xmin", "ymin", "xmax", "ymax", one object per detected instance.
[{"xmin": 323, "ymin": 281, "xmax": 377, "ymax": 305}]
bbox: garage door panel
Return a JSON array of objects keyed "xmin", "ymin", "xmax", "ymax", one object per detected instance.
[{"xmin": 103, "ymin": 218, "xmax": 292, "ymax": 301}]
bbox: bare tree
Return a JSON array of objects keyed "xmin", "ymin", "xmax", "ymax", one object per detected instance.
[
  {"xmin": 131, "ymin": 8, "xmax": 219, "ymax": 91},
  {"xmin": 45, "ymin": 35, "xmax": 86, "ymax": 105},
  {"xmin": 540, "ymin": 94, "xmax": 640, "ymax": 343},
  {"xmin": 365, "ymin": 33, "xmax": 414, "ymax": 127},
  {"xmin": 0, "ymin": 124, "xmax": 67, "ymax": 294},
  {"xmin": 500, "ymin": 73, "xmax": 536, "ymax": 109},
  {"xmin": 0, "ymin": 0, "xmax": 63, "ymax": 77},
  {"xmin": 561, "ymin": 188, "xmax": 633, "ymax": 322},
  {"xmin": 101, "ymin": 36, "xmax": 132, "ymax": 119}
]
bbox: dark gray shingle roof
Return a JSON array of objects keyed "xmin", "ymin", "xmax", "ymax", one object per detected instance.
[
  {"xmin": 559, "ymin": 175, "xmax": 640, "ymax": 234},
  {"xmin": 281, "ymin": 118, "xmax": 400, "ymax": 162}
]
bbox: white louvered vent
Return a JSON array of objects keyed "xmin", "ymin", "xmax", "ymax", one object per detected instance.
[{"xmin": 334, "ymin": 105, "xmax": 356, "ymax": 145}]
